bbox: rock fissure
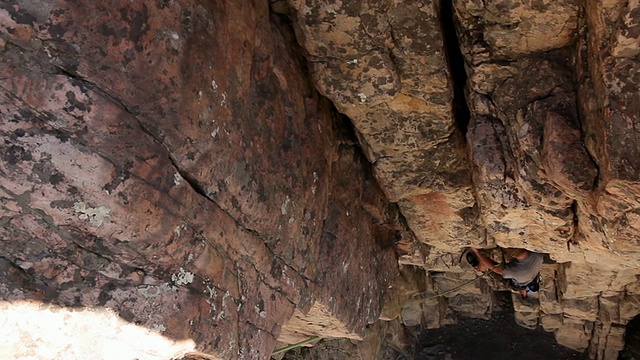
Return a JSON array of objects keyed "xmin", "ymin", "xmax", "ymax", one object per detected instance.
[
  {"xmin": 65, "ymin": 239, "xmax": 122, "ymax": 272},
  {"xmin": 440, "ymin": 0, "xmax": 470, "ymax": 138},
  {"xmin": 245, "ymin": 261, "xmax": 301, "ymax": 307},
  {"xmin": 0, "ymin": 254, "xmax": 41, "ymax": 288},
  {"xmin": 243, "ymin": 320, "xmax": 277, "ymax": 338}
]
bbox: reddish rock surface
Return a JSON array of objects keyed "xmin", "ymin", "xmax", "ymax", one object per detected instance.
[{"xmin": 0, "ymin": 1, "xmax": 405, "ymax": 358}]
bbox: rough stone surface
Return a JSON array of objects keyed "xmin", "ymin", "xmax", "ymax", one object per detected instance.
[
  {"xmin": 0, "ymin": 1, "xmax": 406, "ymax": 358},
  {"xmin": 283, "ymin": 0, "xmax": 640, "ymax": 357},
  {"xmin": 450, "ymin": 0, "xmax": 640, "ymax": 357},
  {"xmin": 2, "ymin": 0, "xmax": 640, "ymax": 359},
  {"xmin": 280, "ymin": 319, "xmax": 410, "ymax": 360},
  {"xmin": 455, "ymin": 0, "xmax": 579, "ymax": 58},
  {"xmin": 286, "ymin": 0, "xmax": 478, "ymax": 252}
]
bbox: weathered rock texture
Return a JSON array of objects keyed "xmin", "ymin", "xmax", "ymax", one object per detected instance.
[
  {"xmin": 452, "ymin": 0, "xmax": 640, "ymax": 356},
  {"xmin": 0, "ymin": 0, "xmax": 408, "ymax": 358},
  {"xmin": 286, "ymin": 0, "xmax": 640, "ymax": 358},
  {"xmin": 285, "ymin": 0, "xmax": 480, "ymax": 257},
  {"xmin": 1, "ymin": 0, "xmax": 640, "ymax": 359}
]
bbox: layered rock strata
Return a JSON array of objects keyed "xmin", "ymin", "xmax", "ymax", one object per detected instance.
[
  {"xmin": 287, "ymin": 0, "xmax": 640, "ymax": 358},
  {"xmin": 453, "ymin": 0, "xmax": 640, "ymax": 356}
]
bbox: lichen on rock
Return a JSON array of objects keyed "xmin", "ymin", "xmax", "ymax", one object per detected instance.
[{"xmin": 73, "ymin": 201, "xmax": 112, "ymax": 227}]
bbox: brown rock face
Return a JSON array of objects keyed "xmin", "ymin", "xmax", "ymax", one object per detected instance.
[
  {"xmin": 455, "ymin": 0, "xmax": 640, "ymax": 356},
  {"xmin": 286, "ymin": 0, "xmax": 481, "ymax": 255},
  {"xmin": 2, "ymin": 0, "xmax": 640, "ymax": 359},
  {"xmin": 289, "ymin": 0, "xmax": 640, "ymax": 358},
  {"xmin": 0, "ymin": 0, "xmax": 406, "ymax": 358}
]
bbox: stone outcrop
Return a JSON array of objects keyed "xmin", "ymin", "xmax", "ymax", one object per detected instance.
[
  {"xmin": 452, "ymin": 0, "xmax": 640, "ymax": 356},
  {"xmin": 1, "ymin": 0, "xmax": 640, "ymax": 359},
  {"xmin": 0, "ymin": 1, "xmax": 408, "ymax": 358},
  {"xmin": 277, "ymin": 319, "xmax": 410, "ymax": 360},
  {"xmin": 285, "ymin": 0, "xmax": 481, "ymax": 256},
  {"xmin": 286, "ymin": 0, "xmax": 640, "ymax": 358}
]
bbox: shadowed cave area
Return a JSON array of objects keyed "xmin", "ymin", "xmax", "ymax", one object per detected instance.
[
  {"xmin": 413, "ymin": 292, "xmax": 589, "ymax": 360},
  {"xmin": 621, "ymin": 315, "xmax": 640, "ymax": 360}
]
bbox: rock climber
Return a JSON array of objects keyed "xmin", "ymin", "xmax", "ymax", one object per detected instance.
[{"xmin": 467, "ymin": 247, "xmax": 544, "ymax": 298}]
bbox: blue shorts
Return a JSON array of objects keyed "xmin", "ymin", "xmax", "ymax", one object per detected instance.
[{"xmin": 511, "ymin": 274, "xmax": 540, "ymax": 295}]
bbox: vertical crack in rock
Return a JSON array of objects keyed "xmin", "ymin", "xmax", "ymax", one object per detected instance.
[
  {"xmin": 48, "ymin": 66, "xmax": 207, "ymax": 207},
  {"xmin": 48, "ymin": 69, "xmax": 244, "ymax": 232},
  {"xmin": 0, "ymin": 255, "xmax": 40, "ymax": 291},
  {"xmin": 440, "ymin": 0, "xmax": 470, "ymax": 138},
  {"xmin": 569, "ymin": 200, "xmax": 580, "ymax": 249}
]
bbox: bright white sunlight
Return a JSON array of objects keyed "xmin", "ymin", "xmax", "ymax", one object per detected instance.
[{"xmin": 0, "ymin": 301, "xmax": 196, "ymax": 360}]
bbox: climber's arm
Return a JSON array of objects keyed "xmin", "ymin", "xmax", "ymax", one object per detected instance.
[{"xmin": 471, "ymin": 248, "xmax": 504, "ymax": 274}]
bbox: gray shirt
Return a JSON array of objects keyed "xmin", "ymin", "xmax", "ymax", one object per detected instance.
[{"xmin": 503, "ymin": 252, "xmax": 544, "ymax": 286}]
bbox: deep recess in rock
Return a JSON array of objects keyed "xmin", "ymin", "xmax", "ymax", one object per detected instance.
[
  {"xmin": 414, "ymin": 292, "xmax": 588, "ymax": 360},
  {"xmin": 621, "ymin": 314, "xmax": 640, "ymax": 360},
  {"xmin": 439, "ymin": 0, "xmax": 470, "ymax": 138}
]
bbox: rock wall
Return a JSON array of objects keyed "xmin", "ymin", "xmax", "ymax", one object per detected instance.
[
  {"xmin": 285, "ymin": 0, "xmax": 480, "ymax": 260},
  {"xmin": 286, "ymin": 0, "xmax": 640, "ymax": 358},
  {"xmin": 1, "ymin": 0, "xmax": 640, "ymax": 359},
  {"xmin": 454, "ymin": 0, "xmax": 640, "ymax": 356},
  {"xmin": 0, "ymin": 0, "xmax": 409, "ymax": 358}
]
